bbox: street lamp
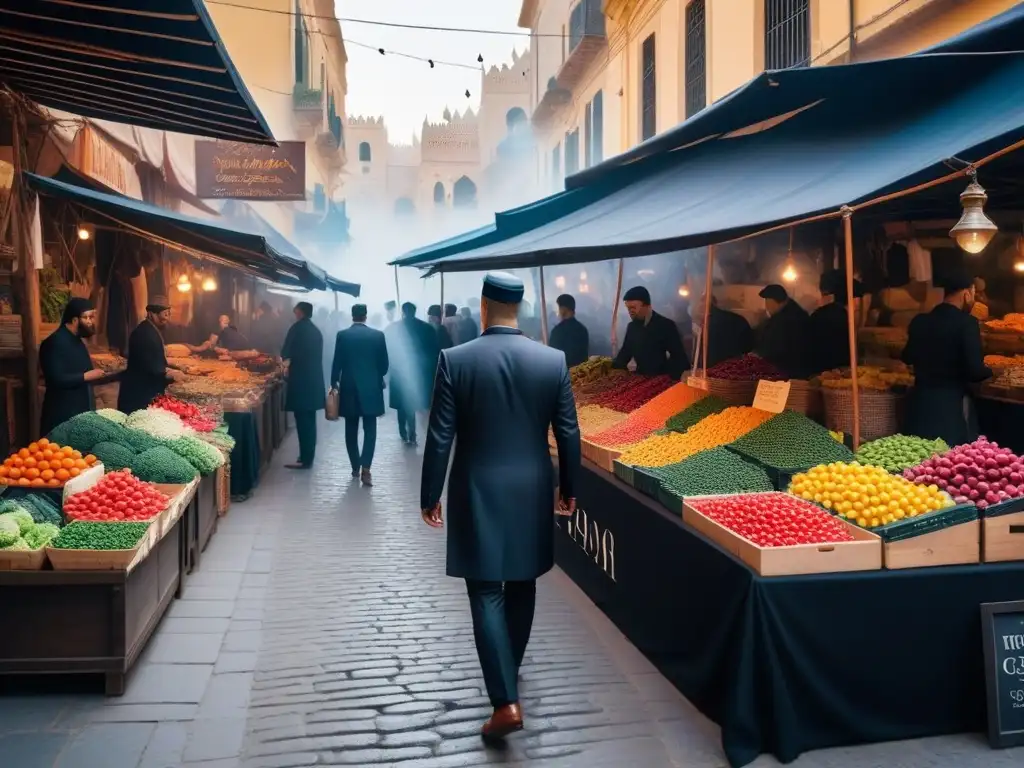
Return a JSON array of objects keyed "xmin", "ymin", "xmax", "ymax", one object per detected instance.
[{"xmin": 950, "ymin": 169, "xmax": 998, "ymax": 254}]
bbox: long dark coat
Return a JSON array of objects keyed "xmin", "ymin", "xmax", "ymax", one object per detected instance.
[
  {"xmin": 281, "ymin": 317, "xmax": 325, "ymax": 412},
  {"xmin": 420, "ymin": 327, "xmax": 581, "ymax": 582},
  {"xmin": 386, "ymin": 317, "xmax": 439, "ymax": 413},
  {"xmin": 330, "ymin": 323, "xmax": 389, "ymax": 418},
  {"xmin": 756, "ymin": 300, "xmax": 812, "ymax": 378},
  {"xmin": 40, "ymin": 326, "xmax": 97, "ymax": 436},
  {"xmin": 118, "ymin": 319, "xmax": 169, "ymax": 414}
]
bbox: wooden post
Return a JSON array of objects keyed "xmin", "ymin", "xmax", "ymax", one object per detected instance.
[
  {"xmin": 702, "ymin": 244, "xmax": 715, "ymax": 379},
  {"xmin": 10, "ymin": 112, "xmax": 40, "ymax": 440},
  {"xmin": 610, "ymin": 258, "xmax": 624, "ymax": 353},
  {"xmin": 539, "ymin": 266, "xmax": 549, "ymax": 343},
  {"xmin": 393, "ymin": 265, "xmax": 401, "ymax": 305},
  {"xmin": 439, "ymin": 269, "xmax": 444, "ymax": 311},
  {"xmin": 842, "ymin": 207, "xmax": 861, "ymax": 449}
]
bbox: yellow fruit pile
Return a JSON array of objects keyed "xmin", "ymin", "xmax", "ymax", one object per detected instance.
[
  {"xmin": 576, "ymin": 405, "xmax": 628, "ymax": 436},
  {"xmin": 570, "ymin": 357, "xmax": 612, "ymax": 389},
  {"xmin": 819, "ymin": 365, "xmax": 914, "ymax": 390},
  {"xmin": 617, "ymin": 407, "xmax": 771, "ymax": 468},
  {"xmin": 789, "ymin": 462, "xmax": 952, "ymax": 528},
  {"xmin": 986, "ymin": 313, "xmax": 1024, "ymax": 333}
]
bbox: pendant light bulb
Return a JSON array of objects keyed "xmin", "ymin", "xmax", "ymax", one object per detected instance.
[{"xmin": 950, "ymin": 171, "xmax": 998, "ymax": 254}]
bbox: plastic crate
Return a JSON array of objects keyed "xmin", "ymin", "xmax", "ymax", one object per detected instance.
[
  {"xmin": 871, "ymin": 503, "xmax": 978, "ymax": 543},
  {"xmin": 632, "ymin": 466, "xmax": 665, "ymax": 499},
  {"xmin": 612, "ymin": 460, "xmax": 634, "ymax": 487}
]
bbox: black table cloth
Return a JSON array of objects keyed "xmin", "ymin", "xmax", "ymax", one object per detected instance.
[
  {"xmin": 555, "ymin": 462, "xmax": 1024, "ymax": 766},
  {"xmin": 225, "ymin": 411, "xmax": 260, "ymax": 499}
]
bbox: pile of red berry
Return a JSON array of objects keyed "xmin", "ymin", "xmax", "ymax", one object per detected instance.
[
  {"xmin": 63, "ymin": 469, "xmax": 169, "ymax": 523},
  {"xmin": 151, "ymin": 395, "xmax": 219, "ymax": 432},
  {"xmin": 707, "ymin": 354, "xmax": 786, "ymax": 382},
  {"xmin": 587, "ymin": 376, "xmax": 675, "ymax": 413},
  {"xmin": 689, "ymin": 492, "xmax": 856, "ymax": 548}
]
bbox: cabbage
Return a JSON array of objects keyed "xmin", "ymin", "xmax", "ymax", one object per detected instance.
[
  {"xmin": 24, "ymin": 522, "xmax": 59, "ymax": 549},
  {"xmin": 126, "ymin": 408, "xmax": 192, "ymax": 441},
  {"xmin": 2, "ymin": 538, "xmax": 30, "ymax": 551},
  {"xmin": 0, "ymin": 509, "xmax": 34, "ymax": 535},
  {"xmin": 167, "ymin": 435, "xmax": 224, "ymax": 475},
  {"xmin": 63, "ymin": 412, "xmax": 125, "ymax": 452},
  {"xmin": 0, "ymin": 517, "xmax": 20, "ymax": 548}
]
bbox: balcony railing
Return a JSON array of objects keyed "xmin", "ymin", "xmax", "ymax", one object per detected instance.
[
  {"xmin": 316, "ymin": 114, "xmax": 345, "ymax": 168},
  {"xmin": 532, "ymin": 3, "xmax": 605, "ymax": 130},
  {"xmin": 568, "ymin": 0, "xmax": 605, "ymax": 54}
]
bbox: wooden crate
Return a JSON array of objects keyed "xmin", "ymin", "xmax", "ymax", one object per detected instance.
[
  {"xmin": 883, "ymin": 519, "xmax": 980, "ymax": 570},
  {"xmin": 581, "ymin": 439, "xmax": 621, "ymax": 472},
  {"xmin": 47, "ymin": 544, "xmax": 143, "ymax": 571},
  {"xmin": 0, "ymin": 547, "xmax": 46, "ymax": 571},
  {"xmin": 683, "ymin": 495, "xmax": 882, "ymax": 576},
  {"xmin": 982, "ymin": 511, "xmax": 1024, "ymax": 562}
]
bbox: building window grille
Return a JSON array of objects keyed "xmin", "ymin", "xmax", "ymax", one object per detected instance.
[
  {"xmin": 641, "ymin": 34, "xmax": 656, "ymax": 141},
  {"xmin": 764, "ymin": 0, "xmax": 810, "ymax": 70},
  {"xmin": 684, "ymin": 0, "xmax": 707, "ymax": 118}
]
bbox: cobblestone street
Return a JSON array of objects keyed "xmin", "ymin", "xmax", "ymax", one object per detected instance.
[{"xmin": 0, "ymin": 416, "xmax": 1019, "ymax": 767}]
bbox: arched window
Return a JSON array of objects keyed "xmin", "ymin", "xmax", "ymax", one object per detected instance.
[
  {"xmin": 358, "ymin": 142, "xmax": 372, "ymax": 162},
  {"xmin": 433, "ymin": 182, "xmax": 445, "ymax": 205},
  {"xmin": 394, "ymin": 197, "xmax": 415, "ymax": 216},
  {"xmin": 506, "ymin": 107, "xmax": 527, "ymax": 132},
  {"xmin": 452, "ymin": 176, "xmax": 477, "ymax": 208}
]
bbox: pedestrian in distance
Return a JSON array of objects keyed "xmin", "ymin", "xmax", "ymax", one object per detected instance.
[
  {"xmin": 443, "ymin": 303, "xmax": 461, "ymax": 345},
  {"xmin": 331, "ymin": 304, "xmax": 389, "ymax": 486},
  {"xmin": 420, "ymin": 271, "xmax": 581, "ymax": 741},
  {"xmin": 281, "ymin": 301, "xmax": 325, "ymax": 470},
  {"xmin": 385, "ymin": 302, "xmax": 439, "ymax": 446},
  {"xmin": 548, "ymin": 293, "xmax": 590, "ymax": 368},
  {"xmin": 428, "ymin": 304, "xmax": 454, "ymax": 350},
  {"xmin": 458, "ymin": 306, "xmax": 479, "ymax": 343}
]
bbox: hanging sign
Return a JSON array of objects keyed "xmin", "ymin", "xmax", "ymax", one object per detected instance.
[
  {"xmin": 74, "ymin": 125, "xmax": 143, "ymax": 199},
  {"xmin": 194, "ymin": 141, "xmax": 306, "ymax": 201},
  {"xmin": 982, "ymin": 601, "xmax": 1024, "ymax": 748},
  {"xmin": 753, "ymin": 380, "xmax": 791, "ymax": 413}
]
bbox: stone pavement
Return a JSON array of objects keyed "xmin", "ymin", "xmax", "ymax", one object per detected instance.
[{"xmin": 1, "ymin": 416, "xmax": 1021, "ymax": 768}]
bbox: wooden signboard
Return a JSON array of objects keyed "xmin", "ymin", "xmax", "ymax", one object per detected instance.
[
  {"xmin": 194, "ymin": 141, "xmax": 306, "ymax": 201},
  {"xmin": 981, "ymin": 600, "xmax": 1024, "ymax": 748}
]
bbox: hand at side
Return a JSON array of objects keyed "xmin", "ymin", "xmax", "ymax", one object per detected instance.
[{"xmin": 422, "ymin": 503, "xmax": 443, "ymax": 528}]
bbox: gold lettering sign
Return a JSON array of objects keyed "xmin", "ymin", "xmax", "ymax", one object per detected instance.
[
  {"xmin": 76, "ymin": 126, "xmax": 142, "ymax": 199},
  {"xmin": 194, "ymin": 141, "xmax": 307, "ymax": 201}
]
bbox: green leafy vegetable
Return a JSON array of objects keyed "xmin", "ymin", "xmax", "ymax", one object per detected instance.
[
  {"xmin": 0, "ymin": 509, "xmax": 34, "ymax": 535},
  {"xmin": 0, "ymin": 516, "xmax": 20, "ymax": 548},
  {"xmin": 50, "ymin": 521, "xmax": 150, "ymax": 550},
  {"xmin": 130, "ymin": 447, "xmax": 198, "ymax": 484},
  {"xmin": 91, "ymin": 441, "xmax": 136, "ymax": 472}
]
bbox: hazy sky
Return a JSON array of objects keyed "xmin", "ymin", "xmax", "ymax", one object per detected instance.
[{"xmin": 336, "ymin": 0, "xmax": 526, "ymax": 140}]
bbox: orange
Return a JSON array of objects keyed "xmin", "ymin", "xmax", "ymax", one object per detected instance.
[
  {"xmin": 23, "ymin": 457, "xmax": 36, "ymax": 469},
  {"xmin": 42, "ymin": 449, "xmax": 54, "ymax": 461},
  {"xmin": 61, "ymin": 458, "xmax": 74, "ymax": 469},
  {"xmin": 17, "ymin": 448, "xmax": 29, "ymax": 459},
  {"xmin": 37, "ymin": 437, "xmax": 49, "ymax": 447},
  {"xmin": 17, "ymin": 477, "xmax": 29, "ymax": 486},
  {"xmin": 40, "ymin": 469, "xmax": 54, "ymax": 481},
  {"xmin": 24, "ymin": 468, "xmax": 39, "ymax": 480},
  {"xmin": 9, "ymin": 468, "xmax": 21, "ymax": 480},
  {"xmin": 2, "ymin": 457, "xmax": 11, "ymax": 467},
  {"xmin": 27, "ymin": 442, "xmax": 38, "ymax": 453},
  {"xmin": 73, "ymin": 458, "xmax": 86, "ymax": 470},
  {"xmin": 71, "ymin": 450, "xmax": 82, "ymax": 460},
  {"xmin": 84, "ymin": 454, "xmax": 96, "ymax": 465},
  {"xmin": 37, "ymin": 461, "xmax": 49, "ymax": 472},
  {"xmin": 46, "ymin": 478, "xmax": 59, "ymax": 487},
  {"xmin": 29, "ymin": 478, "xmax": 44, "ymax": 487},
  {"xmin": 55, "ymin": 468, "xmax": 70, "ymax": 481},
  {"xmin": 69, "ymin": 467, "xmax": 80, "ymax": 478},
  {"xmin": 0, "ymin": 467, "xmax": 8, "ymax": 478}
]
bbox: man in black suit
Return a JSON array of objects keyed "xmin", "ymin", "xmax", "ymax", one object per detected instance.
[
  {"xmin": 281, "ymin": 302, "xmax": 325, "ymax": 470},
  {"xmin": 428, "ymin": 304, "xmax": 454, "ymax": 350},
  {"xmin": 332, "ymin": 304, "xmax": 389, "ymax": 486},
  {"xmin": 612, "ymin": 285, "xmax": 689, "ymax": 378},
  {"xmin": 386, "ymin": 302, "xmax": 439, "ymax": 446},
  {"xmin": 691, "ymin": 293, "xmax": 754, "ymax": 369},
  {"xmin": 548, "ymin": 293, "xmax": 590, "ymax": 368},
  {"xmin": 118, "ymin": 296, "xmax": 186, "ymax": 414},
  {"xmin": 420, "ymin": 271, "xmax": 581, "ymax": 740}
]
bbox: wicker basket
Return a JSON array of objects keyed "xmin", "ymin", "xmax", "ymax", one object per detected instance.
[
  {"xmin": 821, "ymin": 387, "xmax": 903, "ymax": 443},
  {"xmin": 706, "ymin": 378, "xmax": 757, "ymax": 406},
  {"xmin": 786, "ymin": 379, "xmax": 823, "ymax": 417}
]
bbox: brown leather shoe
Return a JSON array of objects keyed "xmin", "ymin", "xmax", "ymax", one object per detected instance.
[
  {"xmin": 360, "ymin": 468, "xmax": 373, "ymax": 486},
  {"xmin": 481, "ymin": 703, "xmax": 523, "ymax": 740}
]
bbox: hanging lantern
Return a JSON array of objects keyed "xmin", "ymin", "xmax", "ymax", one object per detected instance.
[
  {"xmin": 781, "ymin": 262, "xmax": 798, "ymax": 283},
  {"xmin": 176, "ymin": 273, "xmax": 192, "ymax": 293},
  {"xmin": 201, "ymin": 276, "xmax": 218, "ymax": 292},
  {"xmin": 77, "ymin": 226, "xmax": 90, "ymax": 241},
  {"xmin": 950, "ymin": 170, "xmax": 998, "ymax": 254},
  {"xmin": 678, "ymin": 285, "xmax": 690, "ymax": 297}
]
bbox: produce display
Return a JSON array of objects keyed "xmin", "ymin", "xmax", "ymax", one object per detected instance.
[
  {"xmin": 818, "ymin": 365, "xmax": 914, "ymax": 390},
  {"xmin": 49, "ymin": 521, "xmax": 150, "ymax": 551},
  {"xmin": 90, "ymin": 441, "xmax": 136, "ymax": 471},
  {"xmin": 574, "ymin": 370, "xmax": 631, "ymax": 405},
  {"xmin": 706, "ymin": 354, "xmax": 785, "ymax": 381},
  {"xmin": 0, "ymin": 439, "xmax": 98, "ymax": 487},
  {"xmin": 62, "ymin": 470, "xmax": 168, "ymax": 522},
  {"xmin": 126, "ymin": 408, "xmax": 192, "ymax": 441},
  {"xmin": 151, "ymin": 395, "xmax": 219, "ymax": 432},
  {"xmin": 665, "ymin": 395, "xmax": 728, "ymax": 434},
  {"xmin": 903, "ymin": 437, "xmax": 1024, "ymax": 510},
  {"xmin": 654, "ymin": 448, "xmax": 774, "ymax": 498},
  {"xmin": 984, "ymin": 354, "xmax": 1024, "ymax": 368},
  {"xmin": 89, "ymin": 352, "xmax": 126, "ymax": 374},
  {"xmin": 576, "ymin": 405, "xmax": 628, "ymax": 436},
  {"xmin": 130, "ymin": 446, "xmax": 198, "ymax": 484},
  {"xmin": 570, "ymin": 357, "xmax": 612, "ymax": 389},
  {"xmin": 238, "ymin": 354, "xmax": 278, "ymax": 373},
  {"xmin": 791, "ymin": 462, "xmax": 952, "ymax": 527},
  {"xmin": 728, "ymin": 410, "xmax": 854, "ymax": 472},
  {"xmin": 687, "ymin": 492, "xmax": 857, "ymax": 547},
  {"xmin": 985, "ymin": 313, "xmax": 1024, "ymax": 333},
  {"xmin": 197, "ymin": 429, "xmax": 237, "ymax": 454},
  {"xmin": 96, "ymin": 408, "xmax": 128, "ymax": 425},
  {"xmin": 166, "ymin": 435, "xmax": 225, "ymax": 474},
  {"xmin": 0, "ymin": 495, "xmax": 63, "ymax": 527},
  {"xmin": 47, "ymin": 411, "xmax": 124, "ymax": 453},
  {"xmin": 585, "ymin": 375, "xmax": 675, "ymax": 413},
  {"xmin": 992, "ymin": 367, "xmax": 1024, "ymax": 388},
  {"xmin": 617, "ymin": 407, "xmax": 772, "ymax": 467},
  {"xmin": 855, "ymin": 435, "xmax": 949, "ymax": 473},
  {"xmin": 0, "ymin": 510, "xmax": 59, "ymax": 551}
]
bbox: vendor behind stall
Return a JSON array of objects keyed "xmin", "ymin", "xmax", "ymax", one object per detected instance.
[
  {"xmin": 901, "ymin": 268, "xmax": 992, "ymax": 446},
  {"xmin": 117, "ymin": 296, "xmax": 186, "ymax": 414},
  {"xmin": 39, "ymin": 298, "xmax": 120, "ymax": 436},
  {"xmin": 809, "ymin": 270, "xmax": 864, "ymax": 375},
  {"xmin": 691, "ymin": 293, "xmax": 753, "ymax": 369},
  {"xmin": 613, "ymin": 286, "xmax": 689, "ymax": 379},
  {"xmin": 755, "ymin": 284, "xmax": 811, "ymax": 378},
  {"xmin": 188, "ymin": 314, "xmax": 251, "ymax": 356}
]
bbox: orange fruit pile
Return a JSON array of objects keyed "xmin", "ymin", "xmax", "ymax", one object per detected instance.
[{"xmin": 0, "ymin": 438, "xmax": 98, "ymax": 488}]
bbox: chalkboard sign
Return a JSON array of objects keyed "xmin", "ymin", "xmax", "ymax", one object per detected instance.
[{"xmin": 981, "ymin": 601, "xmax": 1024, "ymax": 748}]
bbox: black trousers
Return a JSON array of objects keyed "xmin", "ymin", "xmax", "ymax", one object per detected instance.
[
  {"xmin": 293, "ymin": 410, "xmax": 317, "ymax": 466},
  {"xmin": 396, "ymin": 408, "xmax": 417, "ymax": 442},
  {"xmin": 465, "ymin": 579, "xmax": 536, "ymax": 708},
  {"xmin": 345, "ymin": 416, "xmax": 377, "ymax": 472}
]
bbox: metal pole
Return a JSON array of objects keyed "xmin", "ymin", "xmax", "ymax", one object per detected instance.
[
  {"xmin": 611, "ymin": 258, "xmax": 624, "ymax": 354},
  {"xmin": 439, "ymin": 269, "xmax": 444, "ymax": 311},
  {"xmin": 539, "ymin": 266, "xmax": 549, "ymax": 344},
  {"xmin": 842, "ymin": 207, "xmax": 861, "ymax": 449},
  {"xmin": 702, "ymin": 244, "xmax": 715, "ymax": 379},
  {"xmin": 393, "ymin": 265, "xmax": 401, "ymax": 305}
]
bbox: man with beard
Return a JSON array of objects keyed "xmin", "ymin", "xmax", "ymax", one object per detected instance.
[
  {"xmin": 39, "ymin": 298, "xmax": 119, "ymax": 436},
  {"xmin": 612, "ymin": 286, "xmax": 688, "ymax": 378},
  {"xmin": 386, "ymin": 302, "xmax": 439, "ymax": 446},
  {"xmin": 118, "ymin": 296, "xmax": 186, "ymax": 414},
  {"xmin": 902, "ymin": 267, "xmax": 992, "ymax": 446}
]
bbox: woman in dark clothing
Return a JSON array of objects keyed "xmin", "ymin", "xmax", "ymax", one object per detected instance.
[
  {"xmin": 809, "ymin": 270, "xmax": 864, "ymax": 375},
  {"xmin": 117, "ymin": 296, "xmax": 185, "ymax": 414},
  {"xmin": 39, "ymin": 298, "xmax": 119, "ymax": 436}
]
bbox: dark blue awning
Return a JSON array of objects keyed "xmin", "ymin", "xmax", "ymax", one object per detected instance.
[
  {"xmin": 0, "ymin": 0, "xmax": 275, "ymax": 144},
  {"xmin": 416, "ymin": 51, "xmax": 1024, "ymax": 273},
  {"xmin": 25, "ymin": 172, "xmax": 325, "ymax": 288}
]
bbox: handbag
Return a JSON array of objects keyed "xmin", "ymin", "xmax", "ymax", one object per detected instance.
[{"xmin": 325, "ymin": 388, "xmax": 340, "ymax": 421}]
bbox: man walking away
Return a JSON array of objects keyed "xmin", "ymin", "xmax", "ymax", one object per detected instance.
[
  {"xmin": 282, "ymin": 302, "xmax": 325, "ymax": 470},
  {"xmin": 420, "ymin": 271, "xmax": 581, "ymax": 741},
  {"xmin": 428, "ymin": 305, "xmax": 454, "ymax": 350},
  {"xmin": 443, "ymin": 303, "xmax": 462, "ymax": 345},
  {"xmin": 384, "ymin": 300, "xmax": 397, "ymax": 326},
  {"xmin": 386, "ymin": 303, "xmax": 439, "ymax": 446},
  {"xmin": 548, "ymin": 293, "xmax": 590, "ymax": 368},
  {"xmin": 332, "ymin": 304, "xmax": 389, "ymax": 486},
  {"xmin": 458, "ymin": 306, "xmax": 479, "ymax": 343}
]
